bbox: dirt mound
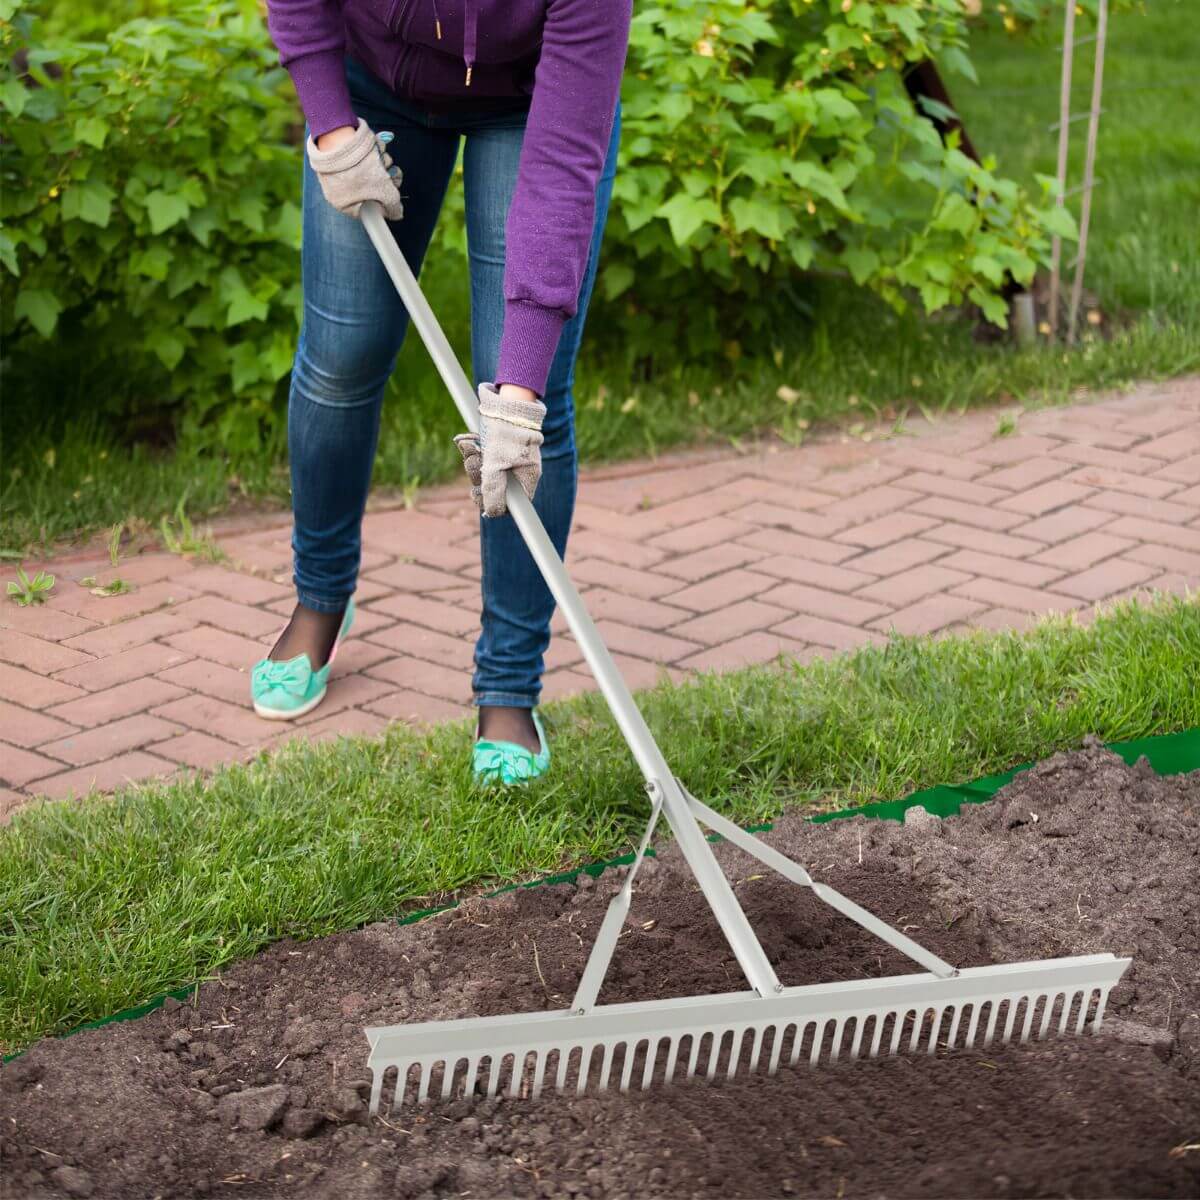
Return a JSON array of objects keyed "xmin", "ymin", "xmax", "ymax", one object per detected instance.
[{"xmin": 2, "ymin": 742, "xmax": 1197, "ymax": 1198}]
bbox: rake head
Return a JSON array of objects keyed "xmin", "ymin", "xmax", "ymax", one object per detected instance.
[{"xmin": 366, "ymin": 953, "xmax": 1129, "ymax": 1112}]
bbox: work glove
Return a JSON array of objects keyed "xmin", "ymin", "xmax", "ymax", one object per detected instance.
[
  {"xmin": 453, "ymin": 383, "xmax": 546, "ymax": 518},
  {"xmin": 306, "ymin": 122, "xmax": 403, "ymax": 221}
]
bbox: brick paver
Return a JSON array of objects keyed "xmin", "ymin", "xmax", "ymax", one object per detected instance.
[{"xmin": 2, "ymin": 376, "xmax": 1197, "ymax": 814}]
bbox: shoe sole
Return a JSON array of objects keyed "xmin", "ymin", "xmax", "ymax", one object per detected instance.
[{"xmin": 253, "ymin": 688, "xmax": 327, "ymax": 721}]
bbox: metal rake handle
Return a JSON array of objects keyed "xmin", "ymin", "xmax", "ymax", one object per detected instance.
[{"xmin": 360, "ymin": 201, "xmax": 784, "ymax": 999}]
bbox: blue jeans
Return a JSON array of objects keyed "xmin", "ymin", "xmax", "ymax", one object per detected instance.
[{"xmin": 289, "ymin": 59, "xmax": 619, "ymax": 709}]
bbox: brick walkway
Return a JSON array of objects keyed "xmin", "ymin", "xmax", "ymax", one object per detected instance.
[{"xmin": 2, "ymin": 377, "xmax": 1198, "ymax": 818}]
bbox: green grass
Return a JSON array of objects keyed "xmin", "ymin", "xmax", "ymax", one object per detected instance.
[
  {"xmin": 2, "ymin": 596, "xmax": 1196, "ymax": 1054},
  {"xmin": 3, "ymin": 3, "xmax": 1197, "ymax": 553}
]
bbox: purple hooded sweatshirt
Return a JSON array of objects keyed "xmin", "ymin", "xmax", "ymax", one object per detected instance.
[{"xmin": 265, "ymin": 0, "xmax": 632, "ymax": 396}]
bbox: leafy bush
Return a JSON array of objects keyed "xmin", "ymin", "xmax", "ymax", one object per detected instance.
[
  {"xmin": 0, "ymin": 0, "xmax": 301, "ymax": 454},
  {"xmin": 600, "ymin": 0, "xmax": 1075, "ymax": 360},
  {"xmin": 1, "ymin": 0, "xmax": 1076, "ymax": 453}
]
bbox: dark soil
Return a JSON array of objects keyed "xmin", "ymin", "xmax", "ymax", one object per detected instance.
[{"xmin": 3, "ymin": 740, "xmax": 1198, "ymax": 1199}]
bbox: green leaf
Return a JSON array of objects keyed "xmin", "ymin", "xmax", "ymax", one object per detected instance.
[
  {"xmin": 655, "ymin": 193, "xmax": 721, "ymax": 246},
  {"xmin": 658, "ymin": 91, "xmax": 693, "ymax": 129},
  {"xmin": 0, "ymin": 231, "xmax": 18, "ymax": 277},
  {"xmin": 273, "ymin": 201, "xmax": 302, "ymax": 248},
  {"xmin": 223, "ymin": 274, "xmax": 270, "ymax": 325},
  {"xmin": 940, "ymin": 47, "xmax": 978, "ymax": 85},
  {"xmin": 842, "ymin": 245, "xmax": 880, "ymax": 285},
  {"xmin": 229, "ymin": 342, "xmax": 266, "ymax": 391},
  {"xmin": 145, "ymin": 189, "xmax": 191, "ymax": 234},
  {"xmin": 813, "ymin": 89, "xmax": 861, "ymax": 126},
  {"xmin": 15, "ymin": 288, "xmax": 63, "ymax": 337},
  {"xmin": 0, "ymin": 78, "xmax": 27, "ymax": 118},
  {"xmin": 919, "ymin": 281, "xmax": 951, "ymax": 313},
  {"xmin": 932, "ymin": 193, "xmax": 977, "ymax": 236},
  {"xmin": 230, "ymin": 192, "xmax": 266, "ymax": 233},
  {"xmin": 62, "ymin": 180, "xmax": 115, "ymax": 228},
  {"xmin": 130, "ymin": 244, "xmax": 173, "ymax": 281},
  {"xmin": 263, "ymin": 331, "xmax": 296, "ymax": 382},
  {"xmin": 74, "ymin": 116, "xmax": 109, "ymax": 149},
  {"xmin": 147, "ymin": 329, "xmax": 187, "ymax": 370},
  {"xmin": 728, "ymin": 196, "xmax": 794, "ymax": 241},
  {"xmin": 971, "ymin": 253, "xmax": 1005, "ymax": 286},
  {"xmin": 976, "ymin": 289, "xmax": 1009, "ymax": 327},
  {"xmin": 1035, "ymin": 205, "xmax": 1079, "ymax": 241},
  {"xmin": 788, "ymin": 238, "xmax": 816, "ymax": 271},
  {"xmin": 602, "ymin": 261, "xmax": 635, "ymax": 301}
]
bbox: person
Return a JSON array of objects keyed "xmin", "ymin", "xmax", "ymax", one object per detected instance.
[{"xmin": 253, "ymin": 1, "xmax": 631, "ymax": 784}]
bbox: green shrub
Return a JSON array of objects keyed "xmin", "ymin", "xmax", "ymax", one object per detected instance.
[
  {"xmin": 2, "ymin": 0, "xmax": 1076, "ymax": 453},
  {"xmin": 0, "ymin": 0, "xmax": 301, "ymax": 455},
  {"xmin": 598, "ymin": 0, "xmax": 1075, "ymax": 361}
]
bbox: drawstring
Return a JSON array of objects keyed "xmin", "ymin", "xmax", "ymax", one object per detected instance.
[
  {"xmin": 463, "ymin": 0, "xmax": 476, "ymax": 85},
  {"xmin": 429, "ymin": 0, "xmax": 474, "ymax": 86}
]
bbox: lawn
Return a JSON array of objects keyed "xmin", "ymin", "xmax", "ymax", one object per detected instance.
[
  {"xmin": 2, "ymin": 2, "xmax": 1197, "ymax": 552},
  {"xmin": 2, "ymin": 596, "xmax": 1197, "ymax": 1054}
]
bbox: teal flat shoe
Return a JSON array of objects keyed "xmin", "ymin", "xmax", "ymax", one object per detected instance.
[
  {"xmin": 472, "ymin": 709, "xmax": 550, "ymax": 785},
  {"xmin": 251, "ymin": 600, "xmax": 355, "ymax": 721}
]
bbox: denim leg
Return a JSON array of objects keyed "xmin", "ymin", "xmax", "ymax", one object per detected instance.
[
  {"xmin": 289, "ymin": 97, "xmax": 459, "ymax": 612},
  {"xmin": 466, "ymin": 110, "xmax": 622, "ymax": 707}
]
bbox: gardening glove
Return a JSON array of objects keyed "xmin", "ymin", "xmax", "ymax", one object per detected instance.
[
  {"xmin": 305, "ymin": 122, "xmax": 403, "ymax": 221},
  {"xmin": 455, "ymin": 383, "xmax": 546, "ymax": 518}
]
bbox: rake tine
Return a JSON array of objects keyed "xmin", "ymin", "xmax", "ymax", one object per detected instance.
[
  {"xmin": 530, "ymin": 1052, "xmax": 548, "ymax": 1099},
  {"xmin": 598, "ymin": 1043, "xmax": 617, "ymax": 1092},
  {"xmin": 810, "ymin": 1021, "xmax": 827, "ymax": 1067},
  {"xmin": 983, "ymin": 1002, "xmax": 1001, "ymax": 1048},
  {"xmin": 1019, "ymin": 998, "xmax": 1038, "ymax": 1044},
  {"xmin": 1038, "ymin": 995, "xmax": 1057, "ymax": 1041},
  {"xmin": 1091, "ymin": 989, "xmax": 1110, "ymax": 1032},
  {"xmin": 619, "ymin": 1043, "xmax": 638, "ymax": 1093},
  {"xmin": 663, "ymin": 1036, "xmax": 681, "ymax": 1086},
  {"xmin": 907, "ymin": 1010, "xmax": 924, "ymax": 1054},
  {"xmin": 766, "ymin": 1025, "xmax": 785, "ymax": 1075},
  {"xmin": 848, "ymin": 1017, "xmax": 865, "ymax": 1060},
  {"xmin": 747, "ymin": 1025, "xmax": 766, "ymax": 1074},
  {"xmin": 1074, "ymin": 991, "xmax": 1092, "ymax": 1035},
  {"xmin": 686, "ymin": 1033, "xmax": 703, "ymax": 1080},
  {"xmin": 945, "ymin": 1004, "xmax": 964, "ymax": 1051},
  {"xmin": 926, "ymin": 1007, "xmax": 945, "ymax": 1055},
  {"xmin": 575, "ymin": 1046, "xmax": 594, "ymax": 1096},
  {"xmin": 1002, "ymin": 998, "xmax": 1021, "ymax": 1045},
  {"xmin": 640, "ymin": 1037, "xmax": 660, "ymax": 1091},
  {"xmin": 834, "ymin": 1018, "xmax": 847, "ymax": 1064}
]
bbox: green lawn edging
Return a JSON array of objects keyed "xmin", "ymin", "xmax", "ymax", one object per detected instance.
[{"xmin": 8, "ymin": 725, "xmax": 1193, "ymax": 1063}]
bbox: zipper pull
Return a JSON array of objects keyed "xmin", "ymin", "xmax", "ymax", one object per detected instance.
[
  {"xmin": 435, "ymin": 18, "xmax": 442, "ymax": 38},
  {"xmin": 465, "ymin": 65, "xmax": 473, "ymax": 86}
]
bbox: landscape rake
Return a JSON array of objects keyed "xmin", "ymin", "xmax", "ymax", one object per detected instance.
[{"xmin": 358, "ymin": 202, "xmax": 1131, "ymax": 1113}]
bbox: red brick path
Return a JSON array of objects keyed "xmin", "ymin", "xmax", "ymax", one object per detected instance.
[{"xmin": 2, "ymin": 378, "xmax": 1198, "ymax": 818}]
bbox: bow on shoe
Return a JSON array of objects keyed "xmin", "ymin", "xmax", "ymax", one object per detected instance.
[
  {"xmin": 251, "ymin": 656, "xmax": 312, "ymax": 694},
  {"xmin": 473, "ymin": 743, "xmax": 537, "ymax": 784}
]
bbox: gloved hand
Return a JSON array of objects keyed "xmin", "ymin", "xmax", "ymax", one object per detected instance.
[
  {"xmin": 305, "ymin": 122, "xmax": 403, "ymax": 221},
  {"xmin": 454, "ymin": 383, "xmax": 546, "ymax": 517}
]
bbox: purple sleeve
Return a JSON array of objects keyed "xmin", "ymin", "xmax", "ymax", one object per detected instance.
[
  {"xmin": 265, "ymin": 0, "xmax": 357, "ymax": 140},
  {"xmin": 495, "ymin": 0, "xmax": 632, "ymax": 396}
]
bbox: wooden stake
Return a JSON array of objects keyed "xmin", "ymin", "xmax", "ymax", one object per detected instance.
[
  {"xmin": 1067, "ymin": 0, "xmax": 1108, "ymax": 345},
  {"xmin": 1048, "ymin": 0, "xmax": 1077, "ymax": 340}
]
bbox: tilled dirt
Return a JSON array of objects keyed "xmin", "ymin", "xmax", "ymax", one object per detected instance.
[{"xmin": 2, "ymin": 739, "xmax": 1198, "ymax": 1199}]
